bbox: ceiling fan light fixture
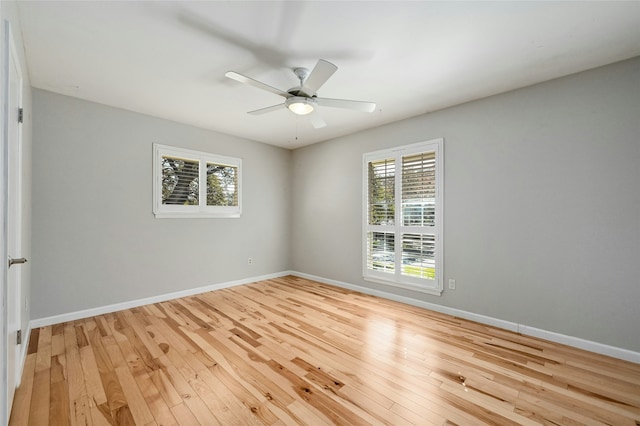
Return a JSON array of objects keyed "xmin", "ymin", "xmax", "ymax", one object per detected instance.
[{"xmin": 286, "ymin": 97, "xmax": 315, "ymax": 115}]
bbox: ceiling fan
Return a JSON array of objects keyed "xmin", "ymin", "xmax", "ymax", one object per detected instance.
[{"xmin": 225, "ymin": 59, "xmax": 376, "ymax": 128}]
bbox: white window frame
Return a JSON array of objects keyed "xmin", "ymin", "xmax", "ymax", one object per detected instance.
[
  {"xmin": 153, "ymin": 143, "xmax": 242, "ymax": 218},
  {"xmin": 362, "ymin": 139, "xmax": 444, "ymax": 295}
]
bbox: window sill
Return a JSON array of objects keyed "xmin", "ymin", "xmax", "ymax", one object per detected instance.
[
  {"xmin": 153, "ymin": 212, "xmax": 241, "ymax": 219},
  {"xmin": 363, "ymin": 275, "xmax": 443, "ymax": 296}
]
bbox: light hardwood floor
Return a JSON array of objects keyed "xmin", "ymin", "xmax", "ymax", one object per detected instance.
[{"xmin": 9, "ymin": 276, "xmax": 640, "ymax": 425}]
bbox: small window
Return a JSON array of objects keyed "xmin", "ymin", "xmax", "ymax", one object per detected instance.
[
  {"xmin": 363, "ymin": 139, "xmax": 443, "ymax": 295},
  {"xmin": 153, "ymin": 144, "xmax": 241, "ymax": 218}
]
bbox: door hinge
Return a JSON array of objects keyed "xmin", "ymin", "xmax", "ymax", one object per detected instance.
[
  {"xmin": 18, "ymin": 108, "xmax": 24, "ymax": 123},
  {"xmin": 16, "ymin": 330, "xmax": 22, "ymax": 345}
]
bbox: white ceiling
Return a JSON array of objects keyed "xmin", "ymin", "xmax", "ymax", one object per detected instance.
[{"xmin": 16, "ymin": 1, "xmax": 640, "ymax": 149}]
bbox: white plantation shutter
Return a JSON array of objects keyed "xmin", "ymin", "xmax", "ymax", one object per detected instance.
[{"xmin": 363, "ymin": 139, "xmax": 443, "ymax": 295}]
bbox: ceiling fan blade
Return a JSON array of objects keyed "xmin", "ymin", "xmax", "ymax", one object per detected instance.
[
  {"xmin": 247, "ymin": 103, "xmax": 286, "ymax": 115},
  {"xmin": 308, "ymin": 112, "xmax": 327, "ymax": 129},
  {"xmin": 316, "ymin": 97, "xmax": 377, "ymax": 113},
  {"xmin": 302, "ymin": 59, "xmax": 338, "ymax": 94},
  {"xmin": 225, "ymin": 71, "xmax": 291, "ymax": 98}
]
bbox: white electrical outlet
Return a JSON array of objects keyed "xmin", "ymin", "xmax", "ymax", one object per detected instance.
[
  {"xmin": 448, "ymin": 279, "xmax": 456, "ymax": 290},
  {"xmin": 248, "ymin": 258, "xmax": 253, "ymax": 265}
]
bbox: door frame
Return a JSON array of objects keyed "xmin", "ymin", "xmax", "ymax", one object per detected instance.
[{"xmin": 0, "ymin": 19, "xmax": 9, "ymax": 426}]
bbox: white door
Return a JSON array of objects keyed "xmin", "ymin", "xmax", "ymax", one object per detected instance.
[{"xmin": 4, "ymin": 21, "xmax": 24, "ymax": 417}]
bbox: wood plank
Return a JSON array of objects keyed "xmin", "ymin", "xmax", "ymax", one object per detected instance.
[
  {"xmin": 169, "ymin": 402, "xmax": 201, "ymax": 426},
  {"xmin": 48, "ymin": 354, "xmax": 70, "ymax": 426},
  {"xmin": 28, "ymin": 368, "xmax": 51, "ymax": 426},
  {"xmin": 113, "ymin": 366, "xmax": 155, "ymax": 425},
  {"xmin": 63, "ymin": 322, "xmax": 92, "ymax": 426},
  {"xmin": 28, "ymin": 326, "xmax": 53, "ymax": 425}
]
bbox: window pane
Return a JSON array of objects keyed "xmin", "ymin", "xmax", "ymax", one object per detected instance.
[
  {"xmin": 207, "ymin": 163, "xmax": 238, "ymax": 206},
  {"xmin": 367, "ymin": 232, "xmax": 395, "ymax": 273},
  {"xmin": 402, "ymin": 152, "xmax": 436, "ymax": 226},
  {"xmin": 368, "ymin": 159, "xmax": 395, "ymax": 225},
  {"xmin": 162, "ymin": 156, "xmax": 199, "ymax": 205},
  {"xmin": 401, "ymin": 233, "xmax": 435, "ymax": 279}
]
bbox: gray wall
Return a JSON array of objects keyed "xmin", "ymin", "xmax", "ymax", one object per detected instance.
[
  {"xmin": 32, "ymin": 90, "xmax": 291, "ymax": 319},
  {"xmin": 291, "ymin": 57, "xmax": 640, "ymax": 352}
]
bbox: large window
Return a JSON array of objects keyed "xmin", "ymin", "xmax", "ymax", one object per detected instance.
[
  {"xmin": 153, "ymin": 144, "xmax": 241, "ymax": 218},
  {"xmin": 363, "ymin": 139, "xmax": 443, "ymax": 295}
]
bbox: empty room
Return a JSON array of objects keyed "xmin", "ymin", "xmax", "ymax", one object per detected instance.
[{"xmin": 1, "ymin": 1, "xmax": 639, "ymax": 425}]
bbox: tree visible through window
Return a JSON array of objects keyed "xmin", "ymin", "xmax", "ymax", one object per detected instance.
[
  {"xmin": 363, "ymin": 139, "xmax": 443, "ymax": 295},
  {"xmin": 153, "ymin": 144, "xmax": 241, "ymax": 218}
]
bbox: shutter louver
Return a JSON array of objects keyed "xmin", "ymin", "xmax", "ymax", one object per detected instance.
[
  {"xmin": 367, "ymin": 232, "xmax": 395, "ymax": 273},
  {"xmin": 162, "ymin": 156, "xmax": 199, "ymax": 205},
  {"xmin": 402, "ymin": 152, "xmax": 436, "ymax": 227},
  {"xmin": 401, "ymin": 233, "xmax": 436, "ymax": 279}
]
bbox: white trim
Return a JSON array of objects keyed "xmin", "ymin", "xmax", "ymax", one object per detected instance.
[
  {"xmin": 363, "ymin": 275, "xmax": 443, "ymax": 296},
  {"xmin": 17, "ymin": 322, "xmax": 29, "ymax": 374},
  {"xmin": 30, "ymin": 272, "xmax": 288, "ymax": 329},
  {"xmin": 0, "ymin": 19, "xmax": 8, "ymax": 426},
  {"xmin": 7, "ymin": 24, "xmax": 22, "ymax": 392},
  {"xmin": 290, "ymin": 271, "xmax": 640, "ymax": 364}
]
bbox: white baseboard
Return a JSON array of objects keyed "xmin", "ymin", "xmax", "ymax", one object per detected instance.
[
  {"xmin": 29, "ymin": 271, "xmax": 289, "ymax": 329},
  {"xmin": 28, "ymin": 270, "xmax": 640, "ymax": 364},
  {"xmin": 290, "ymin": 271, "xmax": 640, "ymax": 364}
]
